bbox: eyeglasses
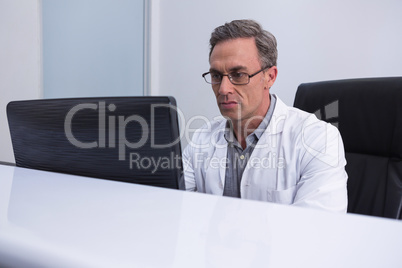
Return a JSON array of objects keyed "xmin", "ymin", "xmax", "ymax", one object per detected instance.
[{"xmin": 202, "ymin": 66, "xmax": 270, "ymax": 85}]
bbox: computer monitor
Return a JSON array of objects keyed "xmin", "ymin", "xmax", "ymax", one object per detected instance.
[{"xmin": 7, "ymin": 96, "xmax": 184, "ymax": 190}]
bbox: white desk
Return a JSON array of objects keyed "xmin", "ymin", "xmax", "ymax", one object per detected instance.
[{"xmin": 0, "ymin": 164, "xmax": 401, "ymax": 267}]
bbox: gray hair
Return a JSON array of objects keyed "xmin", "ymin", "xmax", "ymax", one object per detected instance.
[{"xmin": 209, "ymin": 19, "xmax": 278, "ymax": 68}]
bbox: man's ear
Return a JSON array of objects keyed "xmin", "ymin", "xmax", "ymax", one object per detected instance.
[{"xmin": 265, "ymin": 66, "xmax": 278, "ymax": 89}]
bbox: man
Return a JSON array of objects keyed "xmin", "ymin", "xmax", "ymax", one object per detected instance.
[{"xmin": 183, "ymin": 19, "xmax": 348, "ymax": 212}]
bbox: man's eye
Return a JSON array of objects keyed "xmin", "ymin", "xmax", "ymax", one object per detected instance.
[
  {"xmin": 211, "ymin": 73, "xmax": 222, "ymax": 80},
  {"xmin": 231, "ymin": 72, "xmax": 245, "ymax": 79}
]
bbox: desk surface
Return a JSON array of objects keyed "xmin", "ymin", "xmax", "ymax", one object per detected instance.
[{"xmin": 0, "ymin": 165, "xmax": 401, "ymax": 267}]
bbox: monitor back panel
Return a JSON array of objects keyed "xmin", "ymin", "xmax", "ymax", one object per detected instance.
[{"xmin": 7, "ymin": 96, "xmax": 183, "ymax": 189}]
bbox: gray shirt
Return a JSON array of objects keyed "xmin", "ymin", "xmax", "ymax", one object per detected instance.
[{"xmin": 222, "ymin": 95, "xmax": 277, "ymax": 198}]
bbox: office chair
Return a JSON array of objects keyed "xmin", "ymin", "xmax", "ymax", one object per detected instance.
[
  {"xmin": 294, "ymin": 77, "xmax": 402, "ymax": 219},
  {"xmin": 7, "ymin": 97, "xmax": 184, "ymax": 190}
]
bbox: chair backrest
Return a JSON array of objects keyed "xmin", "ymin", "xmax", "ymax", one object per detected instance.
[
  {"xmin": 7, "ymin": 96, "xmax": 184, "ymax": 190},
  {"xmin": 294, "ymin": 77, "xmax": 402, "ymax": 219}
]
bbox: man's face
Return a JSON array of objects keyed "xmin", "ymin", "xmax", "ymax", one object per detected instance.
[{"xmin": 209, "ymin": 38, "xmax": 276, "ymax": 124}]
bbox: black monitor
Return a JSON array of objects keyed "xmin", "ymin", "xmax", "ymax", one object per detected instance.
[{"xmin": 7, "ymin": 96, "xmax": 184, "ymax": 190}]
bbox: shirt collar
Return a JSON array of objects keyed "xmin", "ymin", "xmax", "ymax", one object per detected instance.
[{"xmin": 224, "ymin": 120, "xmax": 237, "ymax": 144}]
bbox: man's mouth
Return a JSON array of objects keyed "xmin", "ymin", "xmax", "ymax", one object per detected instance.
[{"xmin": 220, "ymin": 101, "xmax": 238, "ymax": 109}]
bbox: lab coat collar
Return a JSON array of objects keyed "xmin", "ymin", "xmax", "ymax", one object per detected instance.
[{"xmin": 265, "ymin": 94, "xmax": 287, "ymax": 135}]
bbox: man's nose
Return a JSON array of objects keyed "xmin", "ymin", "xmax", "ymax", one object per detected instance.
[{"xmin": 218, "ymin": 76, "xmax": 233, "ymax": 95}]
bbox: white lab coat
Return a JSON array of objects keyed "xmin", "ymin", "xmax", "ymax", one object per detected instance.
[{"xmin": 183, "ymin": 95, "xmax": 348, "ymax": 212}]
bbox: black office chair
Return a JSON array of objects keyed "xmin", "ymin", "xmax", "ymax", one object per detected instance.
[
  {"xmin": 294, "ymin": 77, "xmax": 402, "ymax": 219},
  {"xmin": 7, "ymin": 96, "xmax": 184, "ymax": 190}
]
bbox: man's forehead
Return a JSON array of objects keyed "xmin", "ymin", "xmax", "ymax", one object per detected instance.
[{"xmin": 209, "ymin": 47, "xmax": 259, "ymax": 72}]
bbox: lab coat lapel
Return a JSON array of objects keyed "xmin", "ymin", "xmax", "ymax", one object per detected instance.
[
  {"xmin": 205, "ymin": 120, "xmax": 228, "ymax": 192},
  {"xmin": 215, "ymin": 127, "xmax": 228, "ymax": 189},
  {"xmin": 242, "ymin": 96, "xmax": 288, "ymax": 192}
]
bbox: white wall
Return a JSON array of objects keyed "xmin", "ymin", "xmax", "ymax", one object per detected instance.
[
  {"xmin": 151, "ymin": 0, "xmax": 402, "ymax": 146},
  {"xmin": 0, "ymin": 0, "xmax": 42, "ymax": 163},
  {"xmin": 42, "ymin": 0, "xmax": 144, "ymax": 98}
]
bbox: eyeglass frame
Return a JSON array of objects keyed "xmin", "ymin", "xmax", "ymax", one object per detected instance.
[{"xmin": 202, "ymin": 66, "xmax": 271, "ymax": 85}]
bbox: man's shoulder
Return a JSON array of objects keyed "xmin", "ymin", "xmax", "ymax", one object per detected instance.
[
  {"xmin": 186, "ymin": 117, "xmax": 226, "ymax": 147},
  {"xmin": 273, "ymin": 95, "xmax": 338, "ymax": 135},
  {"xmin": 274, "ymin": 95, "xmax": 313, "ymax": 121},
  {"xmin": 193, "ymin": 117, "xmax": 226, "ymax": 135}
]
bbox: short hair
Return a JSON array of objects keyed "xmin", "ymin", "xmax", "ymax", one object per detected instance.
[{"xmin": 209, "ymin": 19, "xmax": 278, "ymax": 68}]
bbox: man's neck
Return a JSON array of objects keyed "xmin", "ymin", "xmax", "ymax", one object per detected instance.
[
  {"xmin": 230, "ymin": 95, "xmax": 272, "ymax": 149},
  {"xmin": 231, "ymin": 118, "xmax": 261, "ymax": 149}
]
